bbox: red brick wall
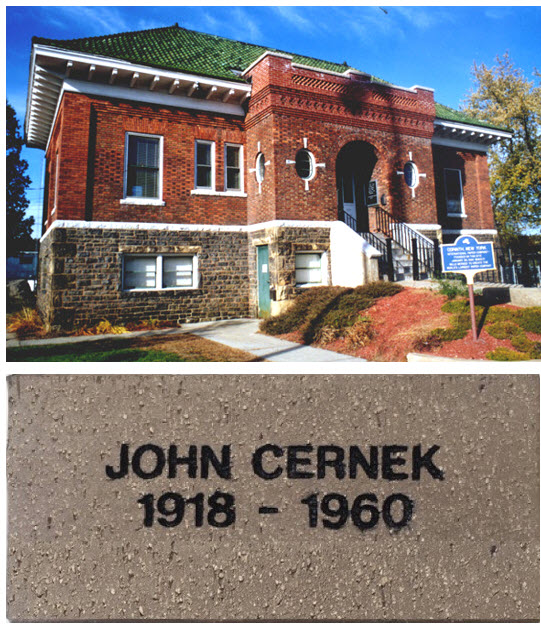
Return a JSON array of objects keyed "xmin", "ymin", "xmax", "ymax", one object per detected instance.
[
  {"xmin": 47, "ymin": 92, "xmax": 248, "ymax": 227},
  {"xmin": 432, "ymin": 145, "xmax": 495, "ymax": 230},
  {"xmin": 45, "ymin": 63, "xmax": 495, "ymax": 235},
  {"xmin": 244, "ymin": 53, "xmax": 439, "ymax": 227}
]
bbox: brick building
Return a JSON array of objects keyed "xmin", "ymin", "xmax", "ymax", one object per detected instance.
[{"xmin": 25, "ymin": 24, "xmax": 511, "ymax": 328}]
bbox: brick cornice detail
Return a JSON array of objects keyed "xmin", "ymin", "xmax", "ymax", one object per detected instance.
[{"xmin": 246, "ymin": 87, "xmax": 433, "ymax": 137}]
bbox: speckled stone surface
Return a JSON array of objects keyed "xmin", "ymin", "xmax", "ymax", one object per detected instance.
[{"xmin": 7, "ymin": 375, "xmax": 540, "ymax": 621}]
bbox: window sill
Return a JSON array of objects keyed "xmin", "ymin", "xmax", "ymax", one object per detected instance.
[
  {"xmin": 120, "ymin": 198, "xmax": 165, "ymax": 206},
  {"xmin": 296, "ymin": 283, "xmax": 325, "ymax": 288},
  {"xmin": 447, "ymin": 213, "xmax": 467, "ymax": 218},
  {"xmin": 123, "ymin": 286, "xmax": 199, "ymax": 293},
  {"xmin": 190, "ymin": 189, "xmax": 247, "ymax": 197}
]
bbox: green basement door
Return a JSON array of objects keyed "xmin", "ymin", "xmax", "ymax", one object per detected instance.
[{"xmin": 257, "ymin": 245, "xmax": 270, "ymax": 318}]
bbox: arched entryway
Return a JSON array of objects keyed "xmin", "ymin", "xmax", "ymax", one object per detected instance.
[{"xmin": 336, "ymin": 141, "xmax": 377, "ymax": 233}]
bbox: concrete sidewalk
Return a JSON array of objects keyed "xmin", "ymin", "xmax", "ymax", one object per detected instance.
[
  {"xmin": 180, "ymin": 319, "xmax": 366, "ymax": 362},
  {"xmin": 7, "ymin": 319, "xmax": 365, "ymax": 362}
]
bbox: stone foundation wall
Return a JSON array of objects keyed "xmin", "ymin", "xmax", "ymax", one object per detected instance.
[
  {"xmin": 38, "ymin": 226, "xmax": 250, "ymax": 329},
  {"xmin": 248, "ymin": 226, "xmax": 331, "ymax": 317}
]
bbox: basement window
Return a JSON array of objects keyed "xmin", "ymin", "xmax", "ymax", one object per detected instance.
[
  {"xmin": 444, "ymin": 168, "xmax": 466, "ymax": 216},
  {"xmin": 124, "ymin": 133, "xmax": 163, "ymax": 201},
  {"xmin": 123, "ymin": 255, "xmax": 198, "ymax": 291},
  {"xmin": 295, "ymin": 252, "xmax": 326, "ymax": 286}
]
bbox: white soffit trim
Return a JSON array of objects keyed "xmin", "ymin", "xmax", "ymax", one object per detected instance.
[
  {"xmin": 34, "ymin": 44, "xmax": 251, "ymax": 94},
  {"xmin": 431, "ymin": 137, "xmax": 492, "ymax": 153},
  {"xmin": 41, "ymin": 219, "xmax": 338, "ymax": 242},
  {"xmin": 435, "ymin": 118, "xmax": 512, "ymax": 138},
  {"xmin": 63, "ymin": 79, "xmax": 246, "ymax": 116}
]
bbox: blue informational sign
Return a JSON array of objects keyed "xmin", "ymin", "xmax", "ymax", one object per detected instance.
[{"xmin": 441, "ymin": 236, "xmax": 495, "ymax": 280}]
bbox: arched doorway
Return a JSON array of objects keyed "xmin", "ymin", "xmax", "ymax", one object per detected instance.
[{"xmin": 336, "ymin": 141, "xmax": 377, "ymax": 233}]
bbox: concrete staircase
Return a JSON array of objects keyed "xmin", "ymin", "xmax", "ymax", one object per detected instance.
[{"xmin": 373, "ymin": 233, "xmax": 431, "ymax": 282}]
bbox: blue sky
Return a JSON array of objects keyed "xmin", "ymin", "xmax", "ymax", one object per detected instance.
[{"xmin": 6, "ymin": 5, "xmax": 541, "ymax": 237}]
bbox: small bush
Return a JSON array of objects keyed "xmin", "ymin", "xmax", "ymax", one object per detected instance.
[
  {"xmin": 511, "ymin": 333, "xmax": 534, "ymax": 353},
  {"xmin": 484, "ymin": 307, "xmax": 518, "ymax": 325},
  {"xmin": 260, "ymin": 282, "xmax": 401, "ymax": 344},
  {"xmin": 95, "ymin": 320, "xmax": 129, "ymax": 335},
  {"xmin": 412, "ymin": 331, "xmax": 443, "ymax": 352},
  {"xmin": 7, "ymin": 308, "xmax": 46, "ymax": 338},
  {"xmin": 486, "ymin": 320, "xmax": 521, "ymax": 340},
  {"xmin": 437, "ymin": 279, "xmax": 469, "ymax": 300},
  {"xmin": 486, "ymin": 347, "xmax": 531, "ymax": 361},
  {"xmin": 359, "ymin": 282, "xmax": 402, "ymax": 300},
  {"xmin": 261, "ymin": 286, "xmax": 344, "ymax": 336},
  {"xmin": 518, "ymin": 307, "xmax": 541, "ymax": 334},
  {"xmin": 345, "ymin": 317, "xmax": 374, "ymax": 348}
]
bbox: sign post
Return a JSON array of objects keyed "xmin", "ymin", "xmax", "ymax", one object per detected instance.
[{"xmin": 440, "ymin": 236, "xmax": 496, "ymax": 342}]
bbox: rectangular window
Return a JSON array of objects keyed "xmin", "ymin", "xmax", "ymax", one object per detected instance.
[
  {"xmin": 295, "ymin": 253, "xmax": 323, "ymax": 285},
  {"xmin": 123, "ymin": 255, "xmax": 197, "ymax": 290},
  {"xmin": 195, "ymin": 140, "xmax": 214, "ymax": 189},
  {"xmin": 125, "ymin": 134, "xmax": 162, "ymax": 199},
  {"xmin": 444, "ymin": 169, "xmax": 465, "ymax": 216},
  {"xmin": 124, "ymin": 256, "xmax": 157, "ymax": 289},
  {"xmin": 225, "ymin": 144, "xmax": 242, "ymax": 191}
]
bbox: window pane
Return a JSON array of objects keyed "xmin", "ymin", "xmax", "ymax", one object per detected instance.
[
  {"xmin": 256, "ymin": 153, "xmax": 265, "ymax": 183},
  {"xmin": 296, "ymin": 268, "xmax": 322, "ymax": 284},
  {"xmin": 129, "ymin": 137, "xmax": 159, "ymax": 168},
  {"xmin": 196, "ymin": 142, "xmax": 211, "ymax": 166},
  {"xmin": 445, "ymin": 170, "xmax": 463, "ymax": 213},
  {"xmin": 295, "ymin": 150, "xmax": 313, "ymax": 179},
  {"xmin": 129, "ymin": 167, "xmax": 158, "ymax": 198},
  {"xmin": 296, "ymin": 253, "xmax": 322, "ymax": 284},
  {"xmin": 124, "ymin": 257, "xmax": 156, "ymax": 289},
  {"xmin": 127, "ymin": 136, "xmax": 160, "ymax": 198},
  {"xmin": 226, "ymin": 146, "xmax": 239, "ymax": 168},
  {"xmin": 196, "ymin": 165, "xmax": 212, "ymax": 188},
  {"xmin": 163, "ymin": 256, "xmax": 194, "ymax": 288},
  {"xmin": 296, "ymin": 253, "xmax": 321, "ymax": 269},
  {"xmin": 227, "ymin": 167, "xmax": 240, "ymax": 190}
]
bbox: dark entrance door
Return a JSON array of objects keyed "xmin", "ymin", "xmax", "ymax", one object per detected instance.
[
  {"xmin": 336, "ymin": 141, "xmax": 377, "ymax": 233},
  {"xmin": 257, "ymin": 245, "xmax": 271, "ymax": 318}
]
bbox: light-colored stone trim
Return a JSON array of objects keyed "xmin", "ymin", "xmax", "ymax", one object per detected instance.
[{"xmin": 40, "ymin": 219, "xmax": 338, "ymax": 242}]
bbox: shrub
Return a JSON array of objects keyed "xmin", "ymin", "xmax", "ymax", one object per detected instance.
[
  {"xmin": 484, "ymin": 306, "xmax": 518, "ymax": 325},
  {"xmin": 95, "ymin": 320, "xmax": 129, "ymax": 335},
  {"xmin": 261, "ymin": 286, "xmax": 344, "ymax": 336},
  {"xmin": 518, "ymin": 307, "xmax": 541, "ymax": 334},
  {"xmin": 437, "ymin": 279, "xmax": 469, "ymax": 300},
  {"xmin": 260, "ymin": 282, "xmax": 401, "ymax": 343},
  {"xmin": 511, "ymin": 333, "xmax": 534, "ymax": 353},
  {"xmin": 7, "ymin": 308, "xmax": 46, "ymax": 338},
  {"xmin": 486, "ymin": 320, "xmax": 521, "ymax": 340},
  {"xmin": 486, "ymin": 347, "xmax": 531, "ymax": 361},
  {"xmin": 412, "ymin": 331, "xmax": 443, "ymax": 352},
  {"xmin": 345, "ymin": 317, "xmax": 374, "ymax": 348},
  {"xmin": 360, "ymin": 282, "xmax": 402, "ymax": 299}
]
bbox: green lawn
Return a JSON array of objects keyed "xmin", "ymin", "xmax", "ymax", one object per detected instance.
[{"xmin": 7, "ymin": 340, "xmax": 198, "ymax": 362}]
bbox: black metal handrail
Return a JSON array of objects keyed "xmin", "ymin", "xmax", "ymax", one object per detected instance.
[{"xmin": 374, "ymin": 206, "xmax": 435, "ymax": 274}]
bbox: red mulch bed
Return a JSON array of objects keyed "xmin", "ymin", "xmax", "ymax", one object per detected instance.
[{"xmin": 271, "ymin": 288, "xmax": 539, "ymax": 362}]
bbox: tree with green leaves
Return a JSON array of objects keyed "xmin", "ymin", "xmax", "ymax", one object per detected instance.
[
  {"xmin": 7, "ymin": 101, "xmax": 34, "ymax": 257},
  {"xmin": 463, "ymin": 53, "xmax": 541, "ymax": 243}
]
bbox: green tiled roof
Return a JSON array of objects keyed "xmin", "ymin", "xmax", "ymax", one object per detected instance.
[
  {"xmin": 34, "ymin": 24, "xmax": 507, "ymax": 132},
  {"xmin": 435, "ymin": 102, "xmax": 508, "ymax": 132},
  {"xmin": 33, "ymin": 24, "xmax": 356, "ymax": 83}
]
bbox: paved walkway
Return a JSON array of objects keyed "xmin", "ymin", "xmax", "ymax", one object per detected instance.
[
  {"xmin": 7, "ymin": 319, "xmax": 365, "ymax": 362},
  {"xmin": 180, "ymin": 319, "xmax": 365, "ymax": 362}
]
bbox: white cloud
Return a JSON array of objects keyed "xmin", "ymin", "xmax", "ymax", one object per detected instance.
[
  {"xmin": 271, "ymin": 6, "xmax": 319, "ymax": 35},
  {"xmin": 39, "ymin": 6, "xmax": 131, "ymax": 36}
]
